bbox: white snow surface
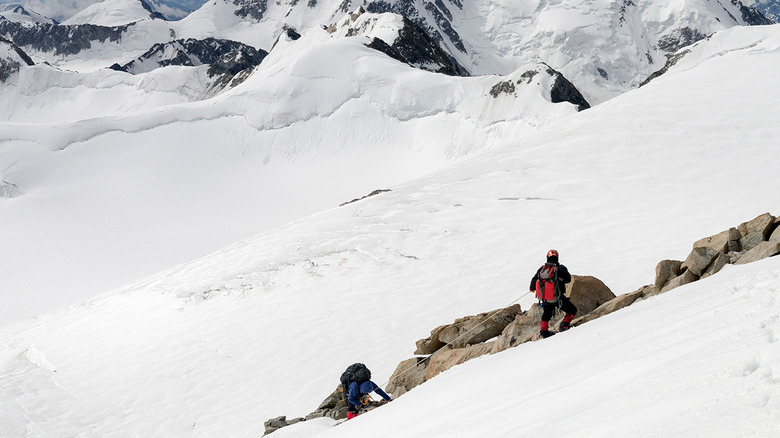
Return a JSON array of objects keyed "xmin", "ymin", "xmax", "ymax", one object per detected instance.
[
  {"xmin": 0, "ymin": 3, "xmax": 55, "ymax": 23},
  {"xmin": 62, "ymin": 0, "xmax": 154, "ymax": 26},
  {"xmin": 0, "ymin": 24, "xmax": 779, "ymax": 437},
  {"xmin": 0, "ymin": 20, "xmax": 578, "ymax": 325}
]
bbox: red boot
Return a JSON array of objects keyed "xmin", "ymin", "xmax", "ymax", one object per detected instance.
[{"xmin": 347, "ymin": 412, "xmax": 358, "ymax": 420}]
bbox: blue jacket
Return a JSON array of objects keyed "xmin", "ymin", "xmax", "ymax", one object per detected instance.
[{"xmin": 348, "ymin": 380, "xmax": 391, "ymax": 407}]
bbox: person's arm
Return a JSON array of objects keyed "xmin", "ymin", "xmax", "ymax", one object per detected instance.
[
  {"xmin": 372, "ymin": 384, "xmax": 392, "ymax": 402},
  {"xmin": 558, "ymin": 265, "xmax": 572, "ymax": 283}
]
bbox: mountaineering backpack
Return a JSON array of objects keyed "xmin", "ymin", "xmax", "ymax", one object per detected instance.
[
  {"xmin": 535, "ymin": 263, "xmax": 560, "ymax": 303},
  {"xmin": 340, "ymin": 363, "xmax": 371, "ymax": 399}
]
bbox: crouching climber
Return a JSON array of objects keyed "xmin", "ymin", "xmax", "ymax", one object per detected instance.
[
  {"xmin": 530, "ymin": 249, "xmax": 577, "ymax": 338},
  {"xmin": 340, "ymin": 363, "xmax": 392, "ymax": 420}
]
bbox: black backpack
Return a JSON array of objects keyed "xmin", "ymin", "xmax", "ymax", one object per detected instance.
[{"xmin": 340, "ymin": 363, "xmax": 371, "ymax": 399}]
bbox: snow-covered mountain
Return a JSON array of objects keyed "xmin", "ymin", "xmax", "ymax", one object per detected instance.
[
  {"xmin": 747, "ymin": 0, "xmax": 780, "ymax": 21},
  {"xmin": 1, "ymin": 0, "xmax": 773, "ymax": 100},
  {"xmin": 62, "ymin": 0, "xmax": 164, "ymax": 26},
  {"xmin": 0, "ymin": 23, "xmax": 778, "ymax": 436},
  {"xmin": 0, "ymin": 3, "xmax": 56, "ymax": 23}
]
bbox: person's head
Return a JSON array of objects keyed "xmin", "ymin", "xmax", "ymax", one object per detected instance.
[{"xmin": 546, "ymin": 249, "xmax": 559, "ymax": 264}]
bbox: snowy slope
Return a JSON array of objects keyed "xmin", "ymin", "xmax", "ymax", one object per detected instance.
[
  {"xmin": 0, "ymin": 24, "xmax": 778, "ymax": 437},
  {"xmin": 0, "ymin": 3, "xmax": 55, "ymax": 23},
  {"xmin": 62, "ymin": 0, "xmax": 159, "ymax": 26},
  {"xmin": 0, "ymin": 21, "xmax": 581, "ymax": 325}
]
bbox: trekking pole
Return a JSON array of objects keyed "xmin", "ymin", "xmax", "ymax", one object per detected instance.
[{"xmin": 377, "ymin": 290, "xmax": 535, "ymax": 390}]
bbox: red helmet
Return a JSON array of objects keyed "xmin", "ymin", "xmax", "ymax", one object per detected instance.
[{"xmin": 547, "ymin": 249, "xmax": 559, "ymax": 258}]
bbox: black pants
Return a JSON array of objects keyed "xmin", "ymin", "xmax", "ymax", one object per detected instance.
[{"xmin": 541, "ymin": 296, "xmax": 577, "ymax": 322}]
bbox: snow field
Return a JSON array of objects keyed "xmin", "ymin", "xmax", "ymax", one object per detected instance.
[{"xmin": 0, "ymin": 17, "xmax": 778, "ymax": 438}]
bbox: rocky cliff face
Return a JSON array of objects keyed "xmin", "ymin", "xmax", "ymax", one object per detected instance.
[
  {"xmin": 0, "ymin": 35, "xmax": 34, "ymax": 83},
  {"xmin": 364, "ymin": 15, "xmax": 467, "ymax": 76},
  {"xmin": 0, "ymin": 20, "xmax": 131, "ymax": 56}
]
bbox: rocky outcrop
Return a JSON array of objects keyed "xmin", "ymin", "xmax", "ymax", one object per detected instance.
[
  {"xmin": 737, "ymin": 1, "xmax": 775, "ymax": 25},
  {"xmin": 265, "ymin": 212, "xmax": 779, "ymax": 434},
  {"xmin": 0, "ymin": 34, "xmax": 34, "ymax": 83},
  {"xmin": 232, "ymin": 0, "xmax": 268, "ymax": 21},
  {"xmin": 366, "ymin": 0, "xmax": 467, "ymax": 54},
  {"xmin": 547, "ymin": 66, "xmax": 590, "ymax": 111},
  {"xmin": 735, "ymin": 241, "xmax": 780, "ymax": 265},
  {"xmin": 0, "ymin": 20, "xmax": 131, "ymax": 56},
  {"xmin": 388, "ymin": 275, "xmax": 614, "ymax": 398},
  {"xmin": 414, "ymin": 304, "xmax": 523, "ymax": 354},
  {"xmin": 654, "ymin": 213, "xmax": 780, "ymax": 293},
  {"xmin": 108, "ymin": 37, "xmax": 267, "ymax": 90},
  {"xmin": 366, "ymin": 15, "xmax": 467, "ymax": 76},
  {"xmin": 489, "ymin": 65, "xmax": 590, "ymax": 111},
  {"xmin": 737, "ymin": 212, "xmax": 775, "ymax": 252}
]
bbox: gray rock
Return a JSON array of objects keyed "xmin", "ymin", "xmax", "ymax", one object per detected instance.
[
  {"xmin": 660, "ymin": 269, "xmax": 699, "ymax": 293},
  {"xmin": 770, "ymin": 224, "xmax": 780, "ymax": 244},
  {"xmin": 386, "ymin": 357, "xmax": 428, "ymax": 398},
  {"xmin": 572, "ymin": 286, "xmax": 649, "ymax": 326},
  {"xmin": 264, "ymin": 416, "xmax": 288, "ymax": 435},
  {"xmin": 692, "ymin": 228, "xmax": 741, "ymax": 254},
  {"xmin": 683, "ymin": 246, "xmax": 720, "ymax": 277},
  {"xmin": 701, "ymin": 253, "xmax": 730, "ymax": 279},
  {"xmin": 436, "ymin": 304, "xmax": 523, "ymax": 348},
  {"xmin": 490, "ymin": 313, "xmax": 538, "ymax": 353},
  {"xmin": 565, "ymin": 275, "xmax": 616, "ymax": 315},
  {"xmin": 655, "ymin": 260, "xmax": 682, "ymax": 289},
  {"xmin": 737, "ymin": 213, "xmax": 775, "ymax": 252},
  {"xmin": 425, "ymin": 342, "xmax": 493, "ymax": 380},
  {"xmin": 414, "ymin": 325, "xmax": 447, "ymax": 355},
  {"xmin": 734, "ymin": 241, "xmax": 780, "ymax": 265}
]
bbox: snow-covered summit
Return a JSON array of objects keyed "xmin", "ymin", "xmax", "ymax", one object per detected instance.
[
  {"xmin": 0, "ymin": 3, "xmax": 55, "ymax": 23},
  {"xmin": 62, "ymin": 0, "xmax": 163, "ymax": 26}
]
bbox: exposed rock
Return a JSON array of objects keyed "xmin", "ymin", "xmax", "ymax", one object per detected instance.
[
  {"xmin": 738, "ymin": 2, "xmax": 775, "ymax": 25},
  {"xmin": 490, "ymin": 313, "xmax": 538, "ymax": 353},
  {"xmin": 489, "ymin": 80, "xmax": 515, "ymax": 97},
  {"xmin": 655, "ymin": 260, "xmax": 682, "ymax": 289},
  {"xmin": 734, "ymin": 241, "xmax": 780, "ymax": 265},
  {"xmin": 640, "ymin": 49, "xmax": 690, "ymax": 87},
  {"xmin": 660, "ymin": 269, "xmax": 698, "ymax": 293},
  {"xmin": 737, "ymin": 213, "xmax": 775, "ymax": 251},
  {"xmin": 386, "ymin": 356, "xmax": 428, "ymax": 398},
  {"xmin": 657, "ymin": 27, "xmax": 707, "ymax": 53},
  {"xmin": 365, "ymin": 15, "xmax": 467, "ymax": 76},
  {"xmin": 426, "ymin": 342, "xmax": 493, "ymax": 380},
  {"xmin": 414, "ymin": 325, "xmax": 448, "ymax": 355},
  {"xmin": 438, "ymin": 304, "xmax": 523, "ymax": 348},
  {"xmin": 701, "ymin": 253, "xmax": 729, "ymax": 279},
  {"xmin": 572, "ymin": 286, "xmax": 650, "ymax": 326},
  {"xmin": 264, "ymin": 416, "xmax": 304, "ymax": 435},
  {"xmin": 366, "ymin": 0, "xmax": 467, "ymax": 54},
  {"xmin": 683, "ymin": 246, "xmax": 720, "ymax": 277},
  {"xmin": 545, "ymin": 65, "xmax": 590, "ymax": 111},
  {"xmin": 695, "ymin": 227, "xmax": 741, "ymax": 254},
  {"xmin": 565, "ymin": 275, "xmax": 616, "ymax": 315},
  {"xmin": 0, "ymin": 20, "xmax": 131, "ymax": 56},
  {"xmin": 770, "ymin": 225, "xmax": 780, "ymax": 244},
  {"xmin": 340, "ymin": 189, "xmax": 391, "ymax": 207},
  {"xmin": 233, "ymin": 0, "xmax": 268, "ymax": 21}
]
